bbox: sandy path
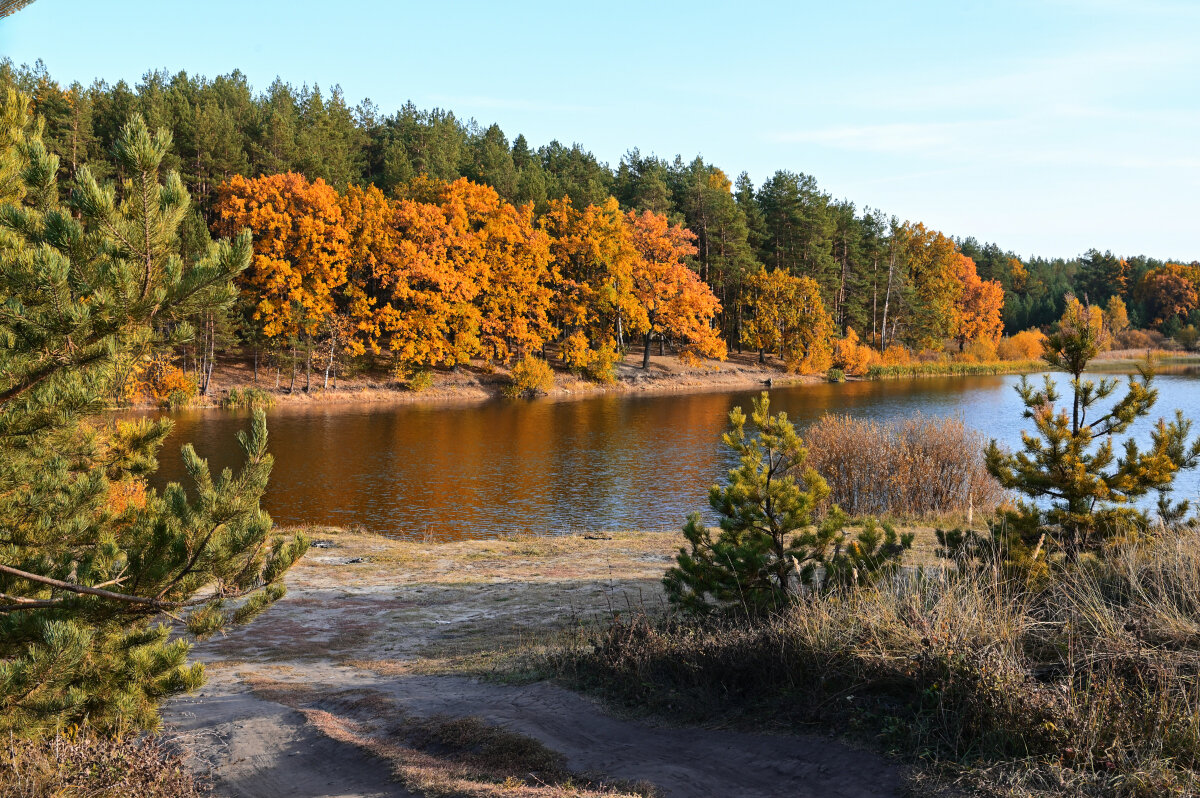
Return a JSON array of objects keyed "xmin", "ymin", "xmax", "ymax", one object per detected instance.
[
  {"xmin": 167, "ymin": 675, "xmax": 411, "ymax": 798},
  {"xmin": 164, "ymin": 531, "xmax": 909, "ymax": 798}
]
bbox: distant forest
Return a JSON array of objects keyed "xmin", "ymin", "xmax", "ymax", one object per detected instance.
[{"xmin": 5, "ymin": 59, "xmax": 1198, "ymax": 393}]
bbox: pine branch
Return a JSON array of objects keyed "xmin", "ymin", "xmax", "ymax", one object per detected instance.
[{"xmin": 0, "ymin": 0, "xmax": 37, "ymax": 18}]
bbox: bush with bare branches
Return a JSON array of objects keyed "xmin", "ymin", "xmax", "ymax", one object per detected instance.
[{"xmin": 803, "ymin": 413, "xmax": 1004, "ymax": 519}]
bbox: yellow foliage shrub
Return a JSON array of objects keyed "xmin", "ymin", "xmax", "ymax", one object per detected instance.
[
  {"xmin": 142, "ymin": 356, "xmax": 197, "ymax": 408},
  {"xmin": 505, "ymin": 355, "xmax": 555, "ymax": 398},
  {"xmin": 784, "ymin": 337, "xmax": 833, "ymax": 375},
  {"xmin": 958, "ymin": 338, "xmax": 998, "ymax": 363},
  {"xmin": 996, "ymin": 329, "xmax": 1046, "ymax": 361},
  {"xmin": 831, "ymin": 328, "xmax": 876, "ymax": 376},
  {"xmin": 585, "ymin": 339, "xmax": 620, "ymax": 384},
  {"xmin": 879, "ymin": 346, "xmax": 915, "ymax": 366}
]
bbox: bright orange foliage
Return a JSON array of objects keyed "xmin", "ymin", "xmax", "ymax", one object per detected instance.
[
  {"xmin": 348, "ymin": 179, "xmax": 557, "ymax": 367},
  {"xmin": 626, "ymin": 209, "xmax": 725, "ymax": 365},
  {"xmin": 831, "ymin": 327, "xmax": 876, "ymax": 376},
  {"xmin": 215, "ymin": 173, "xmax": 351, "ymax": 339},
  {"xmin": 378, "ymin": 182, "xmax": 486, "ymax": 366},
  {"xmin": 457, "ymin": 181, "xmax": 556, "ymax": 363},
  {"xmin": 339, "ymin": 184, "xmax": 396, "ymax": 355},
  {"xmin": 952, "ymin": 255, "xmax": 1004, "ymax": 351}
]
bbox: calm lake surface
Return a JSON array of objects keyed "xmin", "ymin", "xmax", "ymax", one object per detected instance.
[{"xmin": 148, "ymin": 368, "xmax": 1200, "ymax": 540}]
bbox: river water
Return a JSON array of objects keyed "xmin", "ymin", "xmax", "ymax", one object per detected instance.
[{"xmin": 148, "ymin": 367, "xmax": 1200, "ymax": 540}]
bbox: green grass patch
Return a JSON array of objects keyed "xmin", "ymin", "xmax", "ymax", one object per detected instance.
[{"xmin": 866, "ymin": 359, "xmax": 1045, "ymax": 379}]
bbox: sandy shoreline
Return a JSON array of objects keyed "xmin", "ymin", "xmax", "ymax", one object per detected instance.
[{"xmin": 146, "ymin": 350, "xmax": 814, "ymax": 412}]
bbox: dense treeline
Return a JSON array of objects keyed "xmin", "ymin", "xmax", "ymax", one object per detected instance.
[{"xmin": 5, "ymin": 59, "xmax": 1197, "ymax": 394}]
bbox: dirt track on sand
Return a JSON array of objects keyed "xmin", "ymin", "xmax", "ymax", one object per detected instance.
[{"xmin": 163, "ymin": 531, "xmax": 909, "ymax": 798}]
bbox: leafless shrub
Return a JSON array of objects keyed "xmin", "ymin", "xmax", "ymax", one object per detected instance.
[{"xmin": 802, "ymin": 413, "xmax": 1004, "ymax": 519}]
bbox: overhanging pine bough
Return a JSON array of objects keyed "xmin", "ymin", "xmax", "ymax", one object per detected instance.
[{"xmin": 0, "ymin": 92, "xmax": 306, "ymax": 737}]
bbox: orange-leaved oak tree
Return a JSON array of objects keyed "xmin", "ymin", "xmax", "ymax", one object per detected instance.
[
  {"xmin": 214, "ymin": 173, "xmax": 350, "ymax": 341},
  {"xmin": 626, "ymin": 208, "xmax": 724, "ymax": 367},
  {"xmin": 952, "ymin": 253, "xmax": 1004, "ymax": 352},
  {"xmin": 214, "ymin": 172, "xmax": 350, "ymax": 389},
  {"xmin": 541, "ymin": 196, "xmax": 640, "ymax": 373}
]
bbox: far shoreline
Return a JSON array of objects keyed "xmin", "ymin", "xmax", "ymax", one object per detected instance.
[{"xmin": 122, "ymin": 348, "xmax": 1200, "ymax": 416}]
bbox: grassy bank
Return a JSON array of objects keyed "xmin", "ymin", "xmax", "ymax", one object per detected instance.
[
  {"xmin": 558, "ymin": 533, "xmax": 1200, "ymax": 797},
  {"xmin": 866, "ymin": 352, "xmax": 1200, "ymax": 381},
  {"xmin": 866, "ymin": 359, "xmax": 1045, "ymax": 379}
]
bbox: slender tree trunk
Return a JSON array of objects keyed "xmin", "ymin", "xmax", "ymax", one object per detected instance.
[
  {"xmin": 305, "ymin": 338, "xmax": 312, "ymax": 392},
  {"xmin": 324, "ymin": 341, "xmax": 335, "ymax": 390},
  {"xmin": 253, "ymin": 345, "xmax": 259, "ymax": 384},
  {"xmin": 882, "ymin": 250, "xmax": 896, "ymax": 352},
  {"xmin": 871, "ymin": 255, "xmax": 879, "ymax": 346},
  {"xmin": 642, "ymin": 330, "xmax": 652, "ymax": 369},
  {"xmin": 204, "ymin": 315, "xmax": 216, "ymax": 395},
  {"xmin": 288, "ymin": 344, "xmax": 296, "ymax": 393}
]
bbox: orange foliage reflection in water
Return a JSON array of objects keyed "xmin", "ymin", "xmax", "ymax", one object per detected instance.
[{"xmin": 146, "ymin": 370, "xmax": 1200, "ymax": 541}]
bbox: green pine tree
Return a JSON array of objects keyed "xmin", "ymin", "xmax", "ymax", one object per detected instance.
[
  {"xmin": 979, "ymin": 297, "xmax": 1200, "ymax": 563},
  {"xmin": 0, "ymin": 95, "xmax": 306, "ymax": 737},
  {"xmin": 664, "ymin": 392, "xmax": 911, "ymax": 614}
]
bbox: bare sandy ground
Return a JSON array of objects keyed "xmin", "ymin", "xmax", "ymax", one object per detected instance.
[
  {"xmin": 163, "ymin": 531, "xmax": 909, "ymax": 798},
  {"xmin": 180, "ymin": 349, "xmax": 809, "ymax": 410}
]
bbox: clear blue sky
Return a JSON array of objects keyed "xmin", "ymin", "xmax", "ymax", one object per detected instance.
[{"xmin": 3, "ymin": 0, "xmax": 1198, "ymax": 260}]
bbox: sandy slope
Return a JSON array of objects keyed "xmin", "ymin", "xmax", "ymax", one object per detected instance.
[
  {"xmin": 181, "ymin": 350, "xmax": 808, "ymax": 410},
  {"xmin": 163, "ymin": 531, "xmax": 908, "ymax": 798}
]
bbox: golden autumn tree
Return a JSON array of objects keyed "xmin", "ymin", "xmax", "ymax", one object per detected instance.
[
  {"xmin": 1105, "ymin": 295, "xmax": 1131, "ymax": 338},
  {"xmin": 895, "ymin": 222, "xmax": 962, "ymax": 350},
  {"xmin": 626, "ymin": 209, "xmax": 724, "ymax": 367},
  {"xmin": 339, "ymin": 183, "xmax": 397, "ymax": 353},
  {"xmin": 373, "ymin": 178, "xmax": 486, "ymax": 368},
  {"xmin": 1138, "ymin": 264, "xmax": 1200, "ymax": 326},
  {"xmin": 450, "ymin": 180, "xmax": 557, "ymax": 363},
  {"xmin": 743, "ymin": 269, "xmax": 834, "ymax": 374},
  {"xmin": 214, "ymin": 173, "xmax": 350, "ymax": 389},
  {"xmin": 952, "ymin": 255, "xmax": 1004, "ymax": 352},
  {"xmin": 541, "ymin": 196, "xmax": 640, "ymax": 372}
]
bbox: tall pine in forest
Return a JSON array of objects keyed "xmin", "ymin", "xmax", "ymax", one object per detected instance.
[{"xmin": 0, "ymin": 96, "xmax": 305, "ymax": 737}]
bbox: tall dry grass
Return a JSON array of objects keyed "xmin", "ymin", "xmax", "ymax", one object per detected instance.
[
  {"xmin": 803, "ymin": 413, "xmax": 1005, "ymax": 519},
  {"xmin": 0, "ymin": 728, "xmax": 207, "ymax": 798},
  {"xmin": 561, "ymin": 531, "xmax": 1200, "ymax": 796}
]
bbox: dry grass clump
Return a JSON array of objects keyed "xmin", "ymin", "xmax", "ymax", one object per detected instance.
[
  {"xmin": 803, "ymin": 413, "xmax": 1004, "ymax": 519},
  {"xmin": 0, "ymin": 728, "xmax": 207, "ymax": 798},
  {"xmin": 560, "ymin": 533, "xmax": 1200, "ymax": 797}
]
